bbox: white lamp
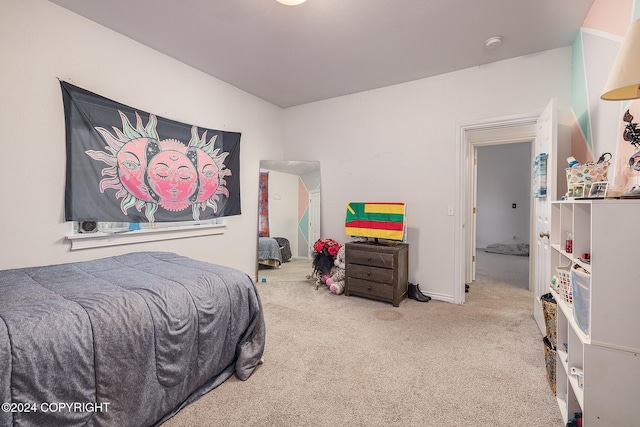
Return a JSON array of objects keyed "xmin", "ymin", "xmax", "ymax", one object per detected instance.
[
  {"xmin": 276, "ymin": 0, "xmax": 307, "ymax": 5},
  {"xmin": 601, "ymin": 18, "xmax": 640, "ymax": 100}
]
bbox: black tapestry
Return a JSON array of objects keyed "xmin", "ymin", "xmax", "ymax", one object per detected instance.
[{"xmin": 61, "ymin": 81, "xmax": 241, "ymax": 222}]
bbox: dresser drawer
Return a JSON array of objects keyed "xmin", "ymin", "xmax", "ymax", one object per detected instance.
[
  {"xmin": 347, "ymin": 249, "xmax": 395, "ymax": 269},
  {"xmin": 344, "ymin": 242, "xmax": 408, "ymax": 307},
  {"xmin": 347, "ymin": 264, "xmax": 394, "ymax": 283},
  {"xmin": 346, "ymin": 278, "xmax": 394, "ymax": 301}
]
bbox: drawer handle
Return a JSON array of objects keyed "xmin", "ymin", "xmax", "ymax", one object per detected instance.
[
  {"xmin": 367, "ymin": 286, "xmax": 372, "ymax": 290},
  {"xmin": 367, "ymin": 257, "xmax": 372, "ymax": 261},
  {"xmin": 367, "ymin": 271, "xmax": 371, "ymax": 276}
]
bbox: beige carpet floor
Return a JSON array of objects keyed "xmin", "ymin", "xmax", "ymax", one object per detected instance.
[
  {"xmin": 258, "ymin": 257, "xmax": 315, "ymax": 282},
  {"xmin": 162, "ymin": 251, "xmax": 561, "ymax": 426}
]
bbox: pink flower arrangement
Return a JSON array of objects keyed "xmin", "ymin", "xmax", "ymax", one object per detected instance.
[{"xmin": 313, "ymin": 238, "xmax": 341, "ymax": 257}]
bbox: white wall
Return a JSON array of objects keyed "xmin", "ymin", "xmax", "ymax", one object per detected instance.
[
  {"xmin": 0, "ymin": 0, "xmax": 284, "ymax": 274},
  {"xmin": 283, "ymin": 48, "xmax": 573, "ymax": 302},
  {"xmin": 476, "ymin": 143, "xmax": 532, "ymax": 248}
]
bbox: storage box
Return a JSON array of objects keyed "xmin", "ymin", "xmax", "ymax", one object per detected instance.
[{"xmin": 572, "ymin": 267, "xmax": 591, "ymax": 336}]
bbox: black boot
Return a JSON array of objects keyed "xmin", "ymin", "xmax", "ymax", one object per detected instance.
[
  {"xmin": 415, "ymin": 283, "xmax": 431, "ymax": 301},
  {"xmin": 408, "ymin": 283, "xmax": 430, "ymax": 302}
]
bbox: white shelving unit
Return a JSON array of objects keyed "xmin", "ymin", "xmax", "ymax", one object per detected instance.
[{"xmin": 549, "ymin": 200, "xmax": 640, "ymax": 426}]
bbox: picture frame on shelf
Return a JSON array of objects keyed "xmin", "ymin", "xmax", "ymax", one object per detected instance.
[
  {"xmin": 588, "ymin": 181, "xmax": 608, "ymax": 198},
  {"xmin": 568, "ymin": 183, "xmax": 585, "ymax": 199}
]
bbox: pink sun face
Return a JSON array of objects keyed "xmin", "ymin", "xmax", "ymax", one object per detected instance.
[
  {"xmin": 147, "ymin": 149, "xmax": 198, "ymax": 209},
  {"xmin": 195, "ymin": 148, "xmax": 219, "ymax": 202},
  {"xmin": 116, "ymin": 137, "xmax": 154, "ymax": 202},
  {"xmin": 89, "ymin": 112, "xmax": 231, "ymax": 220}
]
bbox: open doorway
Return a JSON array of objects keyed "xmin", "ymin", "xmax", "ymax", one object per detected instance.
[
  {"xmin": 473, "ymin": 142, "xmax": 532, "ymax": 291},
  {"xmin": 455, "ymin": 113, "xmax": 539, "ymax": 304},
  {"xmin": 457, "ymin": 100, "xmax": 563, "ymax": 330}
]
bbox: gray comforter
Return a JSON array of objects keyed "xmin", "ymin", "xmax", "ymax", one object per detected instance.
[
  {"xmin": 484, "ymin": 243, "xmax": 530, "ymax": 256},
  {"xmin": 0, "ymin": 252, "xmax": 265, "ymax": 427},
  {"xmin": 258, "ymin": 237, "xmax": 282, "ymax": 265}
]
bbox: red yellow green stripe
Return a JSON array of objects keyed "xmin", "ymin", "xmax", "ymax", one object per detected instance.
[{"xmin": 345, "ymin": 202, "xmax": 406, "ymax": 241}]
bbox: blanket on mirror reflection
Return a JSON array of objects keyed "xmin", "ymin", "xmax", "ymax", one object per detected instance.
[{"xmin": 0, "ymin": 252, "xmax": 265, "ymax": 427}]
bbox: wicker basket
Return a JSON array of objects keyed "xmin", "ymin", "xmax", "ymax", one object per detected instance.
[
  {"xmin": 556, "ymin": 264, "xmax": 572, "ymax": 306},
  {"xmin": 543, "ymin": 336, "xmax": 557, "ymax": 395},
  {"xmin": 541, "ymin": 293, "xmax": 557, "ymax": 349}
]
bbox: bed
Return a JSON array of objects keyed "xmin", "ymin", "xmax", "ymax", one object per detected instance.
[
  {"xmin": 258, "ymin": 237, "xmax": 283, "ymax": 268},
  {"xmin": 0, "ymin": 251, "xmax": 265, "ymax": 427}
]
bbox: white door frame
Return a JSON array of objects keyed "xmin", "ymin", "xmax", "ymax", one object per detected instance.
[{"xmin": 455, "ymin": 113, "xmax": 539, "ymax": 304}]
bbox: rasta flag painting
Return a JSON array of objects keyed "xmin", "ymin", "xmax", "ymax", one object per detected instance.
[
  {"xmin": 344, "ymin": 202, "xmax": 406, "ymax": 241},
  {"xmin": 61, "ymin": 81, "xmax": 241, "ymax": 223}
]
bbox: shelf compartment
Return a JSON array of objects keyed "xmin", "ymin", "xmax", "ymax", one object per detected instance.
[
  {"xmin": 567, "ymin": 370, "xmax": 584, "ymax": 409},
  {"xmin": 572, "ymin": 202, "xmax": 591, "ymax": 261}
]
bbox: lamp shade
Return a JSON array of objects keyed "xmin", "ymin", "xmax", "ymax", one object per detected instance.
[{"xmin": 601, "ymin": 19, "xmax": 640, "ymax": 100}]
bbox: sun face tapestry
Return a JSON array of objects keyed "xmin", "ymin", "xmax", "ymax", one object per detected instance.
[{"xmin": 61, "ymin": 81, "xmax": 241, "ymax": 223}]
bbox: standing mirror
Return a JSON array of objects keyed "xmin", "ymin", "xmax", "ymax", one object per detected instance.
[{"xmin": 257, "ymin": 160, "xmax": 320, "ymax": 281}]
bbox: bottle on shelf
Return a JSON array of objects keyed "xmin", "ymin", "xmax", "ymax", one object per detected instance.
[
  {"xmin": 567, "ymin": 156, "xmax": 580, "ymax": 168},
  {"xmin": 565, "ymin": 231, "xmax": 573, "ymax": 253}
]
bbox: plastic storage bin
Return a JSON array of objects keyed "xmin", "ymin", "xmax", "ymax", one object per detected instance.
[{"xmin": 572, "ymin": 266, "xmax": 591, "ymax": 336}]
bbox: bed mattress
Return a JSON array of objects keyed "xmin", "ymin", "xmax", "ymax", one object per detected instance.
[{"xmin": 0, "ymin": 251, "xmax": 265, "ymax": 426}]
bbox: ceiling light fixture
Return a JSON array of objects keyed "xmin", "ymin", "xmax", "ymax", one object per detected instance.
[
  {"xmin": 601, "ymin": 18, "xmax": 640, "ymax": 100},
  {"xmin": 276, "ymin": 0, "xmax": 307, "ymax": 5},
  {"xmin": 484, "ymin": 36, "xmax": 503, "ymax": 50}
]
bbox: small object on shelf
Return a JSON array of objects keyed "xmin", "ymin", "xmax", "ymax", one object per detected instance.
[
  {"xmin": 565, "ymin": 232, "xmax": 573, "ymax": 253},
  {"xmin": 566, "ymin": 412, "xmax": 583, "ymax": 427},
  {"xmin": 567, "ymin": 156, "xmax": 581, "ymax": 168},
  {"xmin": 556, "ymin": 264, "xmax": 573, "ymax": 305},
  {"xmin": 575, "ymin": 412, "xmax": 582, "ymax": 427},
  {"xmin": 621, "ymin": 185, "xmax": 640, "ymax": 199},
  {"xmin": 570, "ymin": 367, "xmax": 585, "ymax": 389}
]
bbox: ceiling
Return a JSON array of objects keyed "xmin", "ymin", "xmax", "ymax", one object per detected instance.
[{"xmin": 49, "ymin": 0, "xmax": 593, "ymax": 108}]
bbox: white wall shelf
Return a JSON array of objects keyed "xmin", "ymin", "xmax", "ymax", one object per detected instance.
[
  {"xmin": 549, "ymin": 200, "xmax": 640, "ymax": 425},
  {"xmin": 66, "ymin": 223, "xmax": 226, "ymax": 250}
]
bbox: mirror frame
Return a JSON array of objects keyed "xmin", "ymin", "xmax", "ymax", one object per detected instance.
[{"xmin": 257, "ymin": 160, "xmax": 321, "ymax": 280}]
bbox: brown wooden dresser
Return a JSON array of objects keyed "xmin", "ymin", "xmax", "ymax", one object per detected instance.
[{"xmin": 344, "ymin": 242, "xmax": 408, "ymax": 307}]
